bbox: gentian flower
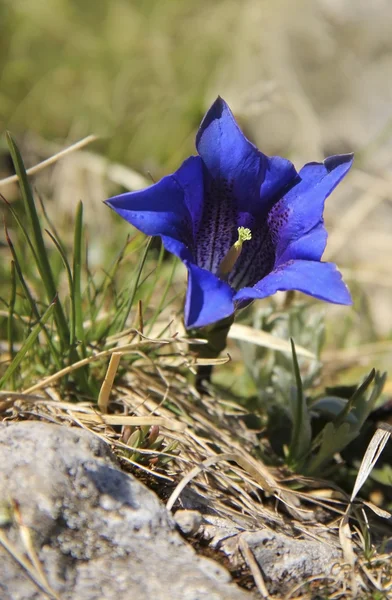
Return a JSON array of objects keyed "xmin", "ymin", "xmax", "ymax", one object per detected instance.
[{"xmin": 105, "ymin": 97, "xmax": 353, "ymax": 329}]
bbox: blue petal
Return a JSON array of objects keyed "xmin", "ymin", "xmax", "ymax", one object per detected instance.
[
  {"xmin": 196, "ymin": 97, "xmax": 297, "ymax": 214},
  {"xmin": 194, "ymin": 97, "xmax": 298, "ymax": 275},
  {"xmin": 184, "ymin": 262, "xmax": 235, "ymax": 328},
  {"xmin": 269, "ymin": 154, "xmax": 354, "ymax": 262},
  {"xmin": 234, "ymin": 260, "xmax": 352, "ymax": 305},
  {"xmin": 276, "ymin": 222, "xmax": 327, "ymax": 264},
  {"xmin": 161, "ymin": 235, "xmax": 193, "ymax": 263},
  {"xmin": 105, "ymin": 156, "xmax": 204, "ymax": 249}
]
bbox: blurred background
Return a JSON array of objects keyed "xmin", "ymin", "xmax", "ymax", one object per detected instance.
[{"xmin": 0, "ymin": 0, "xmax": 391, "ymax": 374}]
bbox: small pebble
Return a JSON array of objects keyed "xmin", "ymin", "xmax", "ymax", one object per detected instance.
[{"xmin": 174, "ymin": 509, "xmax": 202, "ymax": 536}]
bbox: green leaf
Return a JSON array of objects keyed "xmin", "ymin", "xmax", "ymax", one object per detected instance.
[
  {"xmin": 334, "ymin": 369, "xmax": 375, "ymax": 429},
  {"xmin": 311, "ymin": 396, "xmax": 359, "ymax": 426},
  {"xmin": 287, "ymin": 338, "xmax": 312, "ymax": 466},
  {"xmin": 306, "ymin": 421, "xmax": 359, "ymax": 475},
  {"xmin": 308, "ymin": 371, "xmax": 386, "ymax": 475},
  {"xmin": 351, "ymin": 370, "xmax": 387, "ymax": 426}
]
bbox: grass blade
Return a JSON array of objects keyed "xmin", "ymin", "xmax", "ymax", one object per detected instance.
[
  {"xmin": 45, "ymin": 229, "xmax": 75, "ymax": 346},
  {"xmin": 1, "ymin": 193, "xmax": 42, "ymax": 275},
  {"xmin": 142, "ymin": 242, "xmax": 165, "ymax": 309},
  {"xmin": 350, "ymin": 426, "xmax": 392, "ymax": 503},
  {"xmin": 6, "ymin": 132, "xmax": 69, "ymax": 348},
  {"xmin": 118, "ymin": 236, "xmax": 153, "ymax": 332},
  {"xmin": 229, "ymin": 323, "xmax": 315, "ymax": 358},
  {"xmin": 73, "ymin": 201, "xmax": 85, "ymax": 353},
  {"xmin": 86, "ymin": 236, "xmax": 130, "ymax": 336},
  {"xmin": 288, "ymin": 338, "xmax": 312, "ymax": 466},
  {"xmin": 334, "ymin": 369, "xmax": 375, "ymax": 428},
  {"xmin": 37, "ymin": 191, "xmax": 67, "ymax": 255},
  {"xmin": 7, "ymin": 261, "xmax": 17, "ymax": 388},
  {"xmin": 147, "ymin": 257, "xmax": 178, "ymax": 335},
  {"xmin": 5, "ymin": 225, "xmax": 62, "ymax": 370},
  {"xmin": 0, "ymin": 300, "xmax": 56, "ymax": 389}
]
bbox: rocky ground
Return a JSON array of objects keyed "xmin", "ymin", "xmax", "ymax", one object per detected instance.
[{"xmin": 0, "ymin": 421, "xmax": 254, "ymax": 600}]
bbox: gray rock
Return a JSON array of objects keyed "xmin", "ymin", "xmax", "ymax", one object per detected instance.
[
  {"xmin": 0, "ymin": 421, "xmax": 253, "ymax": 600},
  {"xmin": 245, "ymin": 529, "xmax": 342, "ymax": 594},
  {"xmin": 174, "ymin": 510, "xmax": 203, "ymax": 536}
]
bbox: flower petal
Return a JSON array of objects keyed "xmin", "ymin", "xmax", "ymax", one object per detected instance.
[
  {"xmin": 105, "ymin": 156, "xmax": 204, "ymax": 249},
  {"xmin": 268, "ymin": 154, "xmax": 354, "ymax": 261},
  {"xmin": 276, "ymin": 222, "xmax": 327, "ymax": 264},
  {"xmin": 194, "ymin": 97, "xmax": 298, "ymax": 275},
  {"xmin": 184, "ymin": 262, "xmax": 235, "ymax": 329},
  {"xmin": 196, "ymin": 97, "xmax": 297, "ymax": 213},
  {"xmin": 234, "ymin": 260, "xmax": 352, "ymax": 305},
  {"xmin": 161, "ymin": 235, "xmax": 193, "ymax": 263}
]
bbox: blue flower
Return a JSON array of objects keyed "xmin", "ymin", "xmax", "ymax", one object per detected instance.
[{"xmin": 105, "ymin": 97, "xmax": 353, "ymax": 329}]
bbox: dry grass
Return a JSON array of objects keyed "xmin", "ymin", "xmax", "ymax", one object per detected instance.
[{"xmin": 1, "ymin": 326, "xmax": 391, "ymax": 599}]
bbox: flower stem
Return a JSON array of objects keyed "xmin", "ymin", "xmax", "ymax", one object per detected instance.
[{"xmin": 188, "ymin": 314, "xmax": 234, "ymax": 392}]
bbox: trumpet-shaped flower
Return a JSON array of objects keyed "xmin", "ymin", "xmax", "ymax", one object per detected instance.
[{"xmin": 105, "ymin": 97, "xmax": 353, "ymax": 329}]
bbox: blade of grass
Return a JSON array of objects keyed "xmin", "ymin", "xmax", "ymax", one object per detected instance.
[
  {"xmin": 0, "ymin": 135, "xmax": 97, "ymax": 189},
  {"xmin": 73, "ymin": 201, "xmax": 85, "ymax": 354},
  {"xmin": 229, "ymin": 323, "xmax": 316, "ymax": 358},
  {"xmin": 118, "ymin": 236, "xmax": 153, "ymax": 333},
  {"xmin": 350, "ymin": 426, "xmax": 392, "ymax": 503},
  {"xmin": 334, "ymin": 369, "xmax": 375, "ymax": 429},
  {"xmin": 1, "ymin": 193, "xmax": 41, "ymax": 273},
  {"xmin": 87, "ymin": 235, "xmax": 130, "ymax": 325},
  {"xmin": 0, "ymin": 300, "xmax": 56, "ymax": 388},
  {"xmin": 45, "ymin": 229, "xmax": 75, "ymax": 346},
  {"xmin": 142, "ymin": 241, "xmax": 165, "ymax": 308},
  {"xmin": 108, "ymin": 266, "xmax": 156, "ymax": 336},
  {"xmin": 158, "ymin": 293, "xmax": 183, "ymax": 320},
  {"xmin": 84, "ymin": 244, "xmax": 97, "ymax": 326},
  {"xmin": 353, "ymin": 370, "xmax": 386, "ymax": 425},
  {"xmin": 87, "ymin": 234, "xmax": 152, "ymax": 341},
  {"xmin": 37, "ymin": 191, "xmax": 67, "ymax": 256},
  {"xmin": 5, "ymin": 225, "xmax": 62, "ymax": 371},
  {"xmin": 6, "ymin": 132, "xmax": 69, "ymax": 349},
  {"xmin": 288, "ymin": 338, "xmax": 311, "ymax": 466},
  {"xmin": 146, "ymin": 257, "xmax": 178, "ymax": 335},
  {"xmin": 7, "ymin": 261, "xmax": 17, "ymax": 389}
]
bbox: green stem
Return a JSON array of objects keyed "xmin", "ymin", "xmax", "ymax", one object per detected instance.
[{"xmin": 187, "ymin": 314, "xmax": 234, "ymax": 392}]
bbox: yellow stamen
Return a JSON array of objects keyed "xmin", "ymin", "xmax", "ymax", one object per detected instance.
[{"xmin": 218, "ymin": 227, "xmax": 252, "ymax": 278}]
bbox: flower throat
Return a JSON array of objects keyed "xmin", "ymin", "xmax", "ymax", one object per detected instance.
[{"xmin": 218, "ymin": 226, "xmax": 252, "ymax": 279}]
